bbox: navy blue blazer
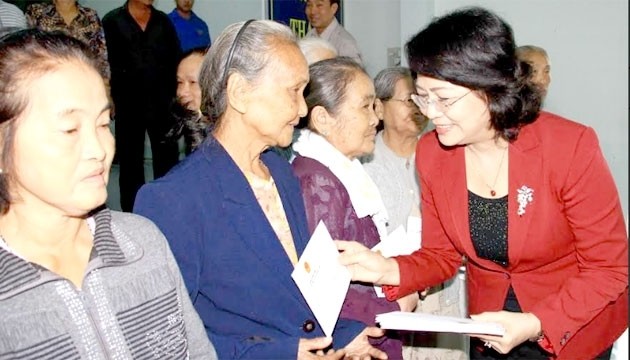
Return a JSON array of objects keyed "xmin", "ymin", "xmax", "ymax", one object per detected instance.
[{"xmin": 134, "ymin": 137, "xmax": 364, "ymax": 359}]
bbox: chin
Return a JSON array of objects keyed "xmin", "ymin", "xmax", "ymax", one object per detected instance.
[
  {"xmin": 362, "ymin": 145, "xmax": 375, "ymax": 156},
  {"xmin": 436, "ymin": 134, "xmax": 461, "ymax": 147},
  {"xmin": 275, "ymin": 131, "xmax": 294, "ymax": 148}
]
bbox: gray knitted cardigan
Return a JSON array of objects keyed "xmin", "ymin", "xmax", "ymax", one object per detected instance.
[{"xmin": 0, "ymin": 208, "xmax": 217, "ymax": 360}]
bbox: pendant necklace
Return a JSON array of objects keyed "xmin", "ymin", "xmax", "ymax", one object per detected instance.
[{"xmin": 471, "ymin": 146, "xmax": 508, "ymax": 197}]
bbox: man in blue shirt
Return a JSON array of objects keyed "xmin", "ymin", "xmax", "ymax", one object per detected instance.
[{"xmin": 168, "ymin": 0, "xmax": 210, "ymax": 52}]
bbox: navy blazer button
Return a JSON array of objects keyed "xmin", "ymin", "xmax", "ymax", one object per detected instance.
[{"xmin": 302, "ymin": 320, "xmax": 316, "ymax": 333}]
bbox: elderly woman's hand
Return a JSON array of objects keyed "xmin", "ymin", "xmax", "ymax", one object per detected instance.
[
  {"xmin": 343, "ymin": 327, "xmax": 388, "ymax": 360},
  {"xmin": 298, "ymin": 337, "xmax": 345, "ymax": 359},
  {"xmin": 335, "ymin": 241, "xmax": 400, "ymax": 286}
]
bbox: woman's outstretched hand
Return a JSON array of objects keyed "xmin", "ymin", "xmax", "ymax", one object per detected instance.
[{"xmin": 335, "ymin": 240, "xmax": 400, "ymax": 286}]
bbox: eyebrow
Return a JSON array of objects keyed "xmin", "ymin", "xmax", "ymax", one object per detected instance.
[
  {"xmin": 416, "ymin": 86, "xmax": 459, "ymax": 93},
  {"xmin": 58, "ymin": 103, "xmax": 112, "ymax": 118}
]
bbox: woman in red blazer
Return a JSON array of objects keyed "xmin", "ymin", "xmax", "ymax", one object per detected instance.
[{"xmin": 337, "ymin": 7, "xmax": 628, "ymax": 360}]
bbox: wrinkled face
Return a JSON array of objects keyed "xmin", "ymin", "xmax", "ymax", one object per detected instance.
[
  {"xmin": 175, "ymin": 0, "xmax": 194, "ymax": 13},
  {"xmin": 415, "ymin": 76, "xmax": 492, "ymax": 147},
  {"xmin": 381, "ymin": 77, "xmax": 427, "ymax": 137},
  {"xmin": 523, "ymin": 52, "xmax": 551, "ymax": 95},
  {"xmin": 305, "ymin": 0, "xmax": 338, "ymax": 34},
  {"xmin": 176, "ymin": 53, "xmax": 203, "ymax": 111},
  {"xmin": 10, "ymin": 61, "xmax": 114, "ymax": 216},
  {"xmin": 328, "ymin": 71, "xmax": 379, "ymax": 159},
  {"xmin": 243, "ymin": 42, "xmax": 309, "ymax": 148}
]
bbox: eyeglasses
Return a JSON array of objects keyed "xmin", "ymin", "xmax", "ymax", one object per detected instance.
[
  {"xmin": 411, "ymin": 91, "xmax": 472, "ymax": 114},
  {"xmin": 387, "ymin": 97, "xmax": 417, "ymax": 108}
]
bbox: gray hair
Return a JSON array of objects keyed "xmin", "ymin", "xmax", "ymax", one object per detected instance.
[
  {"xmin": 304, "ymin": 57, "xmax": 367, "ymax": 128},
  {"xmin": 516, "ymin": 45, "xmax": 548, "ymax": 60},
  {"xmin": 373, "ymin": 67, "xmax": 412, "ymax": 101},
  {"xmin": 297, "ymin": 37, "xmax": 337, "ymax": 65},
  {"xmin": 199, "ymin": 20, "xmax": 297, "ymax": 129}
]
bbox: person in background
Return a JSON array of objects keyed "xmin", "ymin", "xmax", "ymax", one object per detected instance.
[
  {"xmin": 305, "ymin": 0, "xmax": 361, "ymax": 64},
  {"xmin": 167, "ymin": 47, "xmax": 208, "ymax": 154},
  {"xmin": 0, "ymin": 0, "xmax": 26, "ymax": 31},
  {"xmin": 298, "ymin": 36, "xmax": 337, "ymax": 65},
  {"xmin": 364, "ymin": 67, "xmax": 428, "ymax": 233},
  {"xmin": 516, "ymin": 45, "xmax": 551, "ymax": 99},
  {"xmin": 134, "ymin": 20, "xmax": 387, "ymax": 360},
  {"xmin": 337, "ymin": 7, "xmax": 627, "ymax": 360},
  {"xmin": 292, "ymin": 57, "xmax": 418, "ymax": 360},
  {"xmin": 0, "ymin": 29, "xmax": 217, "ymax": 359},
  {"xmin": 103, "ymin": 0, "xmax": 181, "ymax": 212},
  {"xmin": 25, "ymin": 0, "xmax": 109, "ymax": 85},
  {"xmin": 273, "ymin": 36, "xmax": 338, "ymax": 162},
  {"xmin": 364, "ymin": 67, "xmax": 466, "ymax": 360},
  {"xmin": 168, "ymin": 0, "xmax": 210, "ymax": 52}
]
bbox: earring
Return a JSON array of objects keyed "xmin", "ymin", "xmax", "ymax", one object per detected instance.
[{"xmin": 322, "ymin": 130, "xmax": 329, "ymax": 137}]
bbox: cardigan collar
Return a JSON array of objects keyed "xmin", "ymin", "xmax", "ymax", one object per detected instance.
[{"xmin": 0, "ymin": 208, "xmax": 134, "ymax": 299}]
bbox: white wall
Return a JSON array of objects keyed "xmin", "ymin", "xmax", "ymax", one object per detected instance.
[{"xmin": 344, "ymin": 0, "xmax": 400, "ymax": 76}]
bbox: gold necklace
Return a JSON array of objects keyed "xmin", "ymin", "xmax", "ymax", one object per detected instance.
[{"xmin": 469, "ymin": 146, "xmax": 508, "ymax": 197}]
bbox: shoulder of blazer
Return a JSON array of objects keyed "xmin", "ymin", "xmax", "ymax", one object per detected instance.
[{"xmin": 514, "ymin": 111, "xmax": 592, "ymax": 158}]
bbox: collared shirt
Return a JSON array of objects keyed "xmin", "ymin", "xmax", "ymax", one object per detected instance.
[
  {"xmin": 0, "ymin": 0, "xmax": 26, "ymax": 30},
  {"xmin": 102, "ymin": 3, "xmax": 181, "ymax": 110},
  {"xmin": 306, "ymin": 17, "xmax": 362, "ymax": 64},
  {"xmin": 25, "ymin": 3, "xmax": 110, "ymax": 80},
  {"xmin": 168, "ymin": 9, "xmax": 210, "ymax": 52}
]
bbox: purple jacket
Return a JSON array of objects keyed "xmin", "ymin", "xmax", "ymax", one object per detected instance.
[{"xmin": 292, "ymin": 155, "xmax": 403, "ymax": 359}]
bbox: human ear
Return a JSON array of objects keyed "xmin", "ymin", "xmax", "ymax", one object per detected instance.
[
  {"xmin": 331, "ymin": 3, "xmax": 339, "ymax": 15},
  {"xmin": 310, "ymin": 105, "xmax": 334, "ymax": 136},
  {"xmin": 374, "ymin": 98, "xmax": 384, "ymax": 120},
  {"xmin": 225, "ymin": 72, "xmax": 250, "ymax": 114}
]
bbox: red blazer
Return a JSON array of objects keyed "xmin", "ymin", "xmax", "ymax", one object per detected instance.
[{"xmin": 395, "ymin": 112, "xmax": 628, "ymax": 359}]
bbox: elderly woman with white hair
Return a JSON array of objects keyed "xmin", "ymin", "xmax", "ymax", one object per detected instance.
[
  {"xmin": 298, "ymin": 36, "xmax": 338, "ymax": 65},
  {"xmin": 134, "ymin": 20, "xmax": 386, "ymax": 360}
]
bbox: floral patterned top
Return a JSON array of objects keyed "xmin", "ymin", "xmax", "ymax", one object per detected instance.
[
  {"xmin": 245, "ymin": 171, "xmax": 298, "ymax": 265},
  {"xmin": 26, "ymin": 3, "xmax": 110, "ymax": 80}
]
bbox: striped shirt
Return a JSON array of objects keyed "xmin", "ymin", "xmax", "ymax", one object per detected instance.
[
  {"xmin": 0, "ymin": 209, "xmax": 217, "ymax": 359},
  {"xmin": 0, "ymin": 0, "xmax": 27, "ymax": 29}
]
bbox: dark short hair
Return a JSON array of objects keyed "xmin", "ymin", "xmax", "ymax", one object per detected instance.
[
  {"xmin": 405, "ymin": 7, "xmax": 541, "ymax": 141},
  {"xmin": 0, "ymin": 29, "xmax": 99, "ymax": 213},
  {"xmin": 179, "ymin": 46, "xmax": 207, "ymax": 66},
  {"xmin": 301, "ymin": 56, "xmax": 368, "ymax": 131}
]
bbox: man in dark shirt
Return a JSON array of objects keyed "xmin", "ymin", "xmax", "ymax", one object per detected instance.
[{"xmin": 103, "ymin": 0, "xmax": 181, "ymax": 212}]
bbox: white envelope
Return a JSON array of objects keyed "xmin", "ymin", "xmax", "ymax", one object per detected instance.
[
  {"xmin": 291, "ymin": 221, "xmax": 351, "ymax": 337},
  {"xmin": 376, "ymin": 311, "xmax": 505, "ymax": 336}
]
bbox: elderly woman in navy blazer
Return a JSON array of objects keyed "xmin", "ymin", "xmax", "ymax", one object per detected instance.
[{"xmin": 134, "ymin": 20, "xmax": 386, "ymax": 360}]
